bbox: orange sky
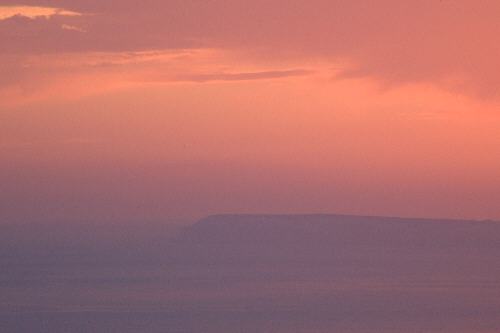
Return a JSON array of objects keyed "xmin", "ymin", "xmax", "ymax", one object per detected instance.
[{"xmin": 1, "ymin": 1, "xmax": 500, "ymax": 223}]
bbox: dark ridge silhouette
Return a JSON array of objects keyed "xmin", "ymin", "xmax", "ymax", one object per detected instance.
[
  {"xmin": 173, "ymin": 214, "xmax": 500, "ymax": 277},
  {"xmin": 3, "ymin": 214, "xmax": 500, "ymax": 333}
]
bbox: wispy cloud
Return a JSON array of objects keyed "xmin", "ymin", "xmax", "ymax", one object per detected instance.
[
  {"xmin": 0, "ymin": 6, "xmax": 81, "ymax": 21},
  {"xmin": 0, "ymin": 49, "xmax": 321, "ymax": 107},
  {"xmin": 172, "ymin": 69, "xmax": 313, "ymax": 83},
  {"xmin": 61, "ymin": 24, "xmax": 86, "ymax": 33}
]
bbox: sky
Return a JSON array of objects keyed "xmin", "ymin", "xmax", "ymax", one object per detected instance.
[{"xmin": 2, "ymin": 0, "xmax": 500, "ymax": 224}]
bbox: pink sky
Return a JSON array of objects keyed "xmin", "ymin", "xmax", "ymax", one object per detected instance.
[{"xmin": 1, "ymin": 1, "xmax": 500, "ymax": 223}]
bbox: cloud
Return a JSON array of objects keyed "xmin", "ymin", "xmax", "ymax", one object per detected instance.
[
  {"xmin": 0, "ymin": 49, "xmax": 320, "ymax": 107},
  {"xmin": 168, "ymin": 69, "xmax": 313, "ymax": 83},
  {"xmin": 61, "ymin": 24, "xmax": 86, "ymax": 33},
  {"xmin": 1, "ymin": 1, "xmax": 500, "ymax": 99},
  {"xmin": 0, "ymin": 6, "xmax": 81, "ymax": 20}
]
